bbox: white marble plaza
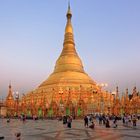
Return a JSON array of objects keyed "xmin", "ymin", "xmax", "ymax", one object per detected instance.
[{"xmin": 0, "ymin": 119, "xmax": 140, "ymax": 140}]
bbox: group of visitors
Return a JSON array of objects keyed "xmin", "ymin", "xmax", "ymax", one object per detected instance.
[
  {"xmin": 83, "ymin": 113, "xmax": 139, "ymax": 129},
  {"xmin": 97, "ymin": 113, "xmax": 138, "ymax": 128},
  {"xmin": 20, "ymin": 114, "xmax": 26, "ymax": 122},
  {"xmin": 84, "ymin": 115, "xmax": 95, "ymax": 129},
  {"xmin": 62, "ymin": 115, "xmax": 73, "ymax": 128},
  {"xmin": 6, "ymin": 114, "xmax": 26, "ymax": 123},
  {"xmin": 122, "ymin": 114, "xmax": 137, "ymax": 127},
  {"xmin": 98, "ymin": 114, "xmax": 111, "ymax": 128},
  {"xmin": 5, "ymin": 112, "xmax": 139, "ymax": 130}
]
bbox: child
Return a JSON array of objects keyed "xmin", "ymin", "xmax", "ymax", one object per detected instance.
[{"xmin": 89, "ymin": 121, "xmax": 95, "ymax": 129}]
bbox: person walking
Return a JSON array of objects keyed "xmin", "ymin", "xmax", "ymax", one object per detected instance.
[
  {"xmin": 122, "ymin": 116, "xmax": 125, "ymax": 125},
  {"xmin": 99, "ymin": 115, "xmax": 102, "ymax": 125},
  {"xmin": 132, "ymin": 115, "xmax": 137, "ymax": 128},
  {"xmin": 84, "ymin": 115, "xmax": 88, "ymax": 127},
  {"xmin": 63, "ymin": 116, "xmax": 67, "ymax": 124},
  {"xmin": 89, "ymin": 115, "xmax": 93, "ymax": 123},
  {"xmin": 113, "ymin": 116, "xmax": 118, "ymax": 128},
  {"xmin": 106, "ymin": 118, "xmax": 110, "ymax": 128},
  {"xmin": 125, "ymin": 115, "xmax": 129, "ymax": 126},
  {"xmin": 128, "ymin": 115, "xmax": 131, "ymax": 126},
  {"xmin": 67, "ymin": 116, "xmax": 72, "ymax": 128}
]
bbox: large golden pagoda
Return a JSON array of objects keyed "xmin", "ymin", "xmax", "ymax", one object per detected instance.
[
  {"xmin": 21, "ymin": 5, "xmax": 111, "ymax": 117},
  {"xmin": 40, "ymin": 5, "xmax": 96, "ymax": 89}
]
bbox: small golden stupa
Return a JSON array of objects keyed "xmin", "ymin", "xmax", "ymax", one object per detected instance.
[
  {"xmin": 22, "ymin": 4, "xmax": 107, "ymax": 117},
  {"xmin": 5, "ymin": 84, "xmax": 15, "ymax": 116}
]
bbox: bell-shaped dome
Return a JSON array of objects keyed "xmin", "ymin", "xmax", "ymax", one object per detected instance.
[{"xmin": 39, "ymin": 5, "xmax": 96, "ymax": 88}]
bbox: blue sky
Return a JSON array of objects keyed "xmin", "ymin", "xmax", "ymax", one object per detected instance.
[{"xmin": 0, "ymin": 0, "xmax": 140, "ymax": 98}]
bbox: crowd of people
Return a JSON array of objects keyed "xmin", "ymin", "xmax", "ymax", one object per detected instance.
[
  {"xmin": 83, "ymin": 113, "xmax": 139, "ymax": 129},
  {"xmin": 84, "ymin": 115, "xmax": 95, "ymax": 129},
  {"xmin": 62, "ymin": 115, "xmax": 73, "ymax": 128},
  {"xmin": 2, "ymin": 113, "xmax": 139, "ymax": 140},
  {"xmin": 122, "ymin": 114, "xmax": 137, "ymax": 127},
  {"xmin": 5, "ymin": 113, "xmax": 139, "ymax": 130}
]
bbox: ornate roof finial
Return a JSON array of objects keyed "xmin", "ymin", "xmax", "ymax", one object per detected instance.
[
  {"xmin": 68, "ymin": 0, "xmax": 70, "ymax": 9},
  {"xmin": 126, "ymin": 88, "xmax": 128, "ymax": 94},
  {"xmin": 9, "ymin": 81, "xmax": 11, "ymax": 89},
  {"xmin": 116, "ymin": 86, "xmax": 119, "ymax": 99},
  {"xmin": 133, "ymin": 86, "xmax": 137, "ymax": 97},
  {"xmin": 64, "ymin": 1, "xmax": 73, "ymax": 36},
  {"xmin": 67, "ymin": 0, "xmax": 72, "ymax": 19}
]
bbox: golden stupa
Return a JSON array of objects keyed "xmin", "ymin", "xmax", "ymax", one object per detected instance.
[
  {"xmin": 39, "ymin": 5, "xmax": 96, "ymax": 88},
  {"xmin": 21, "ymin": 5, "xmax": 110, "ymax": 117}
]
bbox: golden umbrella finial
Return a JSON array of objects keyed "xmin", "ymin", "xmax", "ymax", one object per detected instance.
[{"xmin": 67, "ymin": 0, "xmax": 72, "ymax": 19}]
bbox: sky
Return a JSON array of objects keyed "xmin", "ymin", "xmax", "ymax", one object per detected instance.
[{"xmin": 0, "ymin": 0, "xmax": 140, "ymax": 98}]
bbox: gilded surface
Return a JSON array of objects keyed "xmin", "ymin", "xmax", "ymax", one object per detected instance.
[
  {"xmin": 20, "ymin": 5, "xmax": 113, "ymax": 117},
  {"xmin": 4, "ymin": 5, "xmax": 140, "ymax": 117}
]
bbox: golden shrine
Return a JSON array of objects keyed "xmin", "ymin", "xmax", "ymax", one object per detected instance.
[
  {"xmin": 20, "ymin": 5, "xmax": 107, "ymax": 117},
  {"xmin": 4, "ymin": 5, "xmax": 140, "ymax": 118},
  {"xmin": 5, "ymin": 84, "xmax": 15, "ymax": 116}
]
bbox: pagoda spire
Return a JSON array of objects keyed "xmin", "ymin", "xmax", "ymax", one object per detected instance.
[
  {"xmin": 116, "ymin": 86, "xmax": 119, "ymax": 99},
  {"xmin": 125, "ymin": 88, "xmax": 129, "ymax": 98},
  {"xmin": 125, "ymin": 88, "xmax": 129, "ymax": 103},
  {"xmin": 6, "ymin": 83, "xmax": 14, "ymax": 100},
  {"xmin": 65, "ymin": 1, "xmax": 73, "ymax": 34},
  {"xmin": 133, "ymin": 86, "xmax": 137, "ymax": 97},
  {"xmin": 5, "ymin": 83, "xmax": 15, "ymax": 108},
  {"xmin": 53, "ymin": 4, "xmax": 84, "ymax": 73},
  {"xmin": 64, "ymin": 2, "xmax": 74, "ymax": 47},
  {"xmin": 39, "ymin": 4, "xmax": 96, "ymax": 88},
  {"xmin": 121, "ymin": 92, "xmax": 125, "ymax": 105}
]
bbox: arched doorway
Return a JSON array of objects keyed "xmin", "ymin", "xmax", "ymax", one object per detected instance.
[
  {"xmin": 77, "ymin": 100, "xmax": 86, "ymax": 117},
  {"xmin": 65, "ymin": 101, "xmax": 73, "ymax": 116},
  {"xmin": 48, "ymin": 107, "xmax": 53, "ymax": 117},
  {"xmin": 38, "ymin": 108, "xmax": 43, "ymax": 118},
  {"xmin": 48, "ymin": 101, "xmax": 58, "ymax": 117}
]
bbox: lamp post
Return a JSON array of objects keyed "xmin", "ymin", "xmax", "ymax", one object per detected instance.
[
  {"xmin": 97, "ymin": 83, "xmax": 108, "ymax": 114},
  {"xmin": 100, "ymin": 94, "xmax": 104, "ymax": 114},
  {"xmin": 111, "ymin": 91, "xmax": 116, "ymax": 115},
  {"xmin": 59, "ymin": 89, "xmax": 64, "ymax": 116},
  {"xmin": 0, "ymin": 99, "xmax": 2, "ymax": 117},
  {"xmin": 15, "ymin": 91, "xmax": 19, "ymax": 117},
  {"xmin": 91, "ymin": 86, "xmax": 97, "ymax": 114}
]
